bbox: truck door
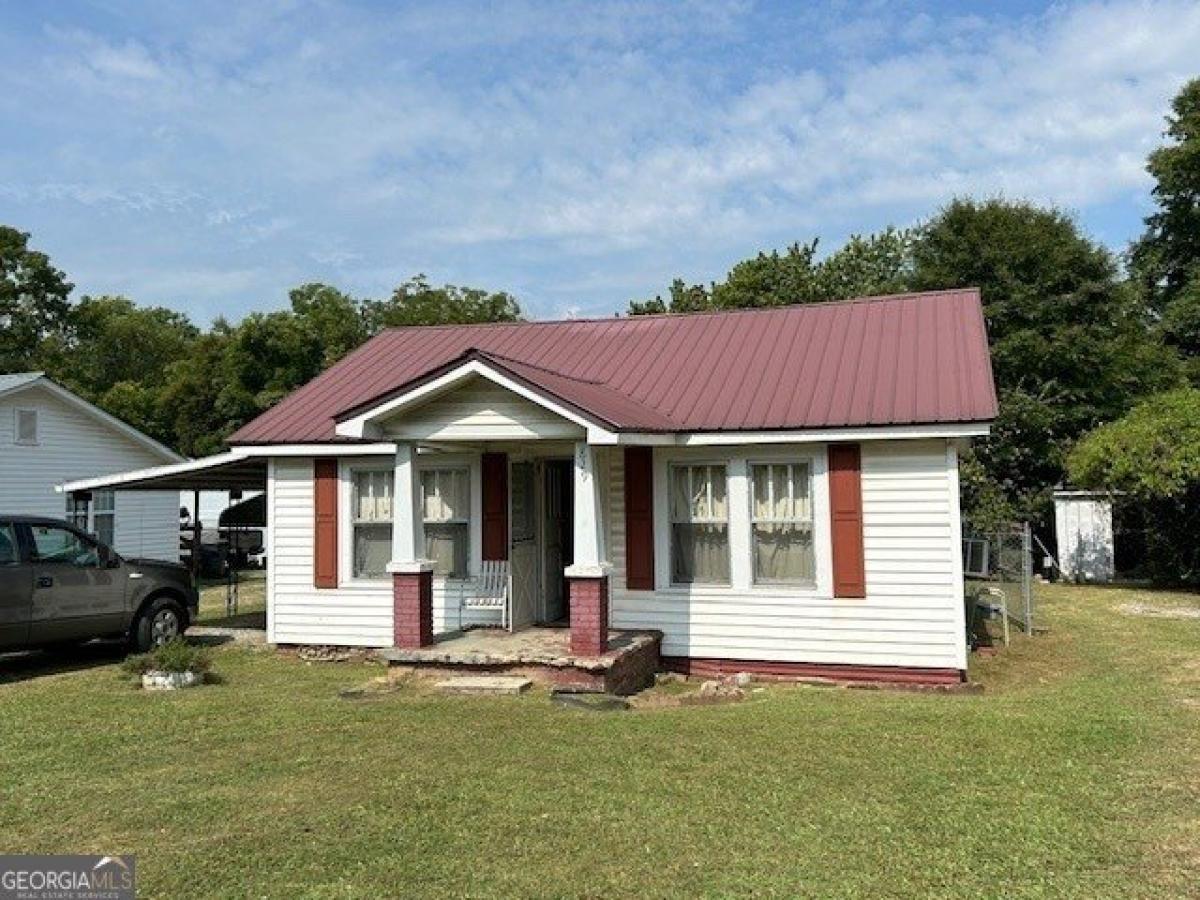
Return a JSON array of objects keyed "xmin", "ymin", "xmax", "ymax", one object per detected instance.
[
  {"xmin": 26, "ymin": 522, "xmax": 127, "ymax": 643},
  {"xmin": 0, "ymin": 522, "xmax": 33, "ymax": 649}
]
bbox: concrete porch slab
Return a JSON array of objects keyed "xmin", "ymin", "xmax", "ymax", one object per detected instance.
[{"xmin": 379, "ymin": 627, "xmax": 662, "ymax": 696}]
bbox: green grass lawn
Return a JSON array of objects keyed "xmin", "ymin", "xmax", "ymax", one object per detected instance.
[
  {"xmin": 197, "ymin": 570, "xmax": 266, "ymax": 627},
  {"xmin": 2, "ymin": 583, "xmax": 1199, "ymax": 898}
]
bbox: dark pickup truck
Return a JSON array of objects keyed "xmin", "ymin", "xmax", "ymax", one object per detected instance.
[{"xmin": 0, "ymin": 515, "xmax": 199, "ymax": 653}]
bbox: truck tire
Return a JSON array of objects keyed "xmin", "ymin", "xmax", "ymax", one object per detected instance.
[{"xmin": 130, "ymin": 596, "xmax": 186, "ymax": 652}]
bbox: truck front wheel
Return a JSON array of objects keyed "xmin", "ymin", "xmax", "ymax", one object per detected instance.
[{"xmin": 130, "ymin": 597, "xmax": 185, "ymax": 652}]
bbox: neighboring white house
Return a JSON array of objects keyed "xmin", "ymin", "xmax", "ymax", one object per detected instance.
[
  {"xmin": 0, "ymin": 373, "xmax": 182, "ymax": 561},
  {"xmin": 63, "ymin": 290, "xmax": 998, "ymax": 683}
]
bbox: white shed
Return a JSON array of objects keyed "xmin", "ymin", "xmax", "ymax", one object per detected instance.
[{"xmin": 1053, "ymin": 490, "xmax": 1115, "ymax": 583}]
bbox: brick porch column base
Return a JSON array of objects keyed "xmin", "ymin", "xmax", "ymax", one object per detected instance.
[
  {"xmin": 391, "ymin": 564, "xmax": 433, "ymax": 649},
  {"xmin": 567, "ymin": 573, "xmax": 609, "ymax": 656}
]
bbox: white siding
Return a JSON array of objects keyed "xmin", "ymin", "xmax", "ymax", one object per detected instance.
[
  {"xmin": 384, "ymin": 376, "xmax": 585, "ymax": 441},
  {"xmin": 268, "ymin": 439, "xmax": 967, "ymax": 670},
  {"xmin": 114, "ymin": 491, "xmax": 180, "ymax": 561},
  {"xmin": 268, "ymin": 456, "xmax": 499, "ymax": 647},
  {"xmin": 609, "ymin": 439, "xmax": 966, "ymax": 671},
  {"xmin": 0, "ymin": 384, "xmax": 179, "ymax": 561}
]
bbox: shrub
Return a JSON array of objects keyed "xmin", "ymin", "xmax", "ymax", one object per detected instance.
[
  {"xmin": 122, "ymin": 638, "xmax": 213, "ymax": 677},
  {"xmin": 1068, "ymin": 388, "xmax": 1200, "ymax": 585}
]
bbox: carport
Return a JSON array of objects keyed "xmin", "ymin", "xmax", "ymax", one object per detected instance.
[{"xmin": 59, "ymin": 451, "xmax": 269, "ymax": 621}]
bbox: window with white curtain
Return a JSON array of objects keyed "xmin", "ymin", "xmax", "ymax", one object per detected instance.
[
  {"xmin": 351, "ymin": 469, "xmax": 393, "ymax": 578},
  {"xmin": 65, "ymin": 494, "xmax": 89, "ymax": 532},
  {"xmin": 751, "ymin": 462, "xmax": 814, "ymax": 584},
  {"xmin": 670, "ymin": 464, "xmax": 729, "ymax": 585},
  {"xmin": 92, "ymin": 490, "xmax": 116, "ymax": 548},
  {"xmin": 421, "ymin": 468, "xmax": 469, "ymax": 578}
]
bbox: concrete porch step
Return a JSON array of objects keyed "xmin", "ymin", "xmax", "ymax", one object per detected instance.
[{"xmin": 434, "ymin": 676, "xmax": 533, "ymax": 696}]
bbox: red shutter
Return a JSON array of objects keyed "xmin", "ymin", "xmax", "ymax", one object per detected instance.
[
  {"xmin": 481, "ymin": 452, "xmax": 509, "ymax": 561},
  {"xmin": 828, "ymin": 443, "xmax": 866, "ymax": 598},
  {"xmin": 314, "ymin": 458, "xmax": 339, "ymax": 589},
  {"xmin": 624, "ymin": 447, "xmax": 655, "ymax": 590}
]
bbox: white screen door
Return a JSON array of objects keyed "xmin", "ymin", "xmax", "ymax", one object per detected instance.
[{"xmin": 509, "ymin": 462, "xmax": 538, "ymax": 630}]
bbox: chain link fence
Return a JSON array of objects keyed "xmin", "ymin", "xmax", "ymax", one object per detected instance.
[{"xmin": 962, "ymin": 522, "xmax": 1036, "ymax": 634}]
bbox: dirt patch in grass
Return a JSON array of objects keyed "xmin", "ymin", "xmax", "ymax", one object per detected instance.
[{"xmin": 1118, "ymin": 601, "xmax": 1200, "ymax": 619}]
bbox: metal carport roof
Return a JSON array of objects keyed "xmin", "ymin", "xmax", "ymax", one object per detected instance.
[{"xmin": 58, "ymin": 451, "xmax": 267, "ymax": 494}]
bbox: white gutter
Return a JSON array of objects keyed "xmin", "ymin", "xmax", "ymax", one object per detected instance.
[{"xmin": 57, "ymin": 450, "xmax": 253, "ymax": 493}]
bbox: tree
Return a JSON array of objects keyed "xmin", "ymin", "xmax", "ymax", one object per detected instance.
[
  {"xmin": 364, "ymin": 276, "xmax": 522, "ymax": 330},
  {"xmin": 1068, "ymin": 388, "xmax": 1200, "ymax": 584},
  {"xmin": 1160, "ymin": 275, "xmax": 1200, "ymax": 381},
  {"xmin": 809, "ymin": 229, "xmax": 913, "ymax": 300},
  {"xmin": 1131, "ymin": 78, "xmax": 1200, "ymax": 313},
  {"xmin": 0, "ymin": 226, "xmax": 74, "ymax": 372},
  {"xmin": 157, "ymin": 327, "xmax": 238, "ymax": 458},
  {"xmin": 628, "ymin": 230, "xmax": 913, "ymax": 314},
  {"xmin": 628, "ymin": 279, "xmax": 710, "ymax": 315},
  {"xmin": 288, "ymin": 283, "xmax": 368, "ymax": 367},
  {"xmin": 910, "ymin": 198, "xmax": 1182, "ymax": 522},
  {"xmin": 68, "ymin": 295, "xmax": 198, "ymax": 388}
]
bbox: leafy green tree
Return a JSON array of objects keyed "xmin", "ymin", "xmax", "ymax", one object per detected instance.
[
  {"xmin": 628, "ymin": 230, "xmax": 912, "ymax": 314},
  {"xmin": 0, "ymin": 226, "xmax": 73, "ymax": 372},
  {"xmin": 64, "ymin": 294, "xmax": 198, "ymax": 393},
  {"xmin": 364, "ymin": 275, "xmax": 521, "ymax": 329},
  {"xmin": 809, "ymin": 229, "xmax": 913, "ymax": 300},
  {"xmin": 157, "ymin": 328, "xmax": 238, "ymax": 457},
  {"xmin": 97, "ymin": 380, "xmax": 168, "ymax": 444},
  {"xmin": 1131, "ymin": 78, "xmax": 1200, "ymax": 313},
  {"xmin": 1160, "ymin": 275, "xmax": 1200, "ymax": 382},
  {"xmin": 288, "ymin": 283, "xmax": 369, "ymax": 367},
  {"xmin": 1068, "ymin": 388, "xmax": 1200, "ymax": 584},
  {"xmin": 221, "ymin": 311, "xmax": 325, "ymax": 417},
  {"xmin": 911, "ymin": 198, "xmax": 1182, "ymax": 521}
]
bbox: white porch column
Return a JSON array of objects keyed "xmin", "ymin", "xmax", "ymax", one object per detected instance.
[
  {"xmin": 566, "ymin": 441, "xmax": 609, "ymax": 655},
  {"xmin": 388, "ymin": 441, "xmax": 433, "ymax": 648},
  {"xmin": 387, "ymin": 441, "xmax": 426, "ymax": 568},
  {"xmin": 567, "ymin": 441, "xmax": 607, "ymax": 574}
]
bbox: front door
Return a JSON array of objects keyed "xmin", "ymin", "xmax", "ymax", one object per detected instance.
[
  {"xmin": 542, "ymin": 460, "xmax": 573, "ymax": 623},
  {"xmin": 26, "ymin": 522, "xmax": 127, "ymax": 643},
  {"xmin": 0, "ymin": 522, "xmax": 32, "ymax": 649},
  {"xmin": 508, "ymin": 461, "xmax": 538, "ymax": 631}
]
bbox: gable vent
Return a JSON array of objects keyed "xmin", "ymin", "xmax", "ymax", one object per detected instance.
[{"xmin": 15, "ymin": 409, "xmax": 38, "ymax": 444}]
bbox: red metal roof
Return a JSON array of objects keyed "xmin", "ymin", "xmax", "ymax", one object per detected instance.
[{"xmin": 229, "ymin": 289, "xmax": 997, "ymax": 444}]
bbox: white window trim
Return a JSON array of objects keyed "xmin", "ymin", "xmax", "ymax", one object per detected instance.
[
  {"xmin": 748, "ymin": 460, "xmax": 817, "ymax": 587},
  {"xmin": 63, "ymin": 490, "xmax": 116, "ymax": 544},
  {"xmin": 92, "ymin": 490, "xmax": 116, "ymax": 547},
  {"xmin": 15, "ymin": 408, "xmax": 38, "ymax": 445},
  {"xmin": 666, "ymin": 461, "xmax": 732, "ymax": 587},
  {"xmin": 338, "ymin": 454, "xmax": 483, "ymax": 587},
  {"xmin": 652, "ymin": 445, "xmax": 831, "ymax": 597}
]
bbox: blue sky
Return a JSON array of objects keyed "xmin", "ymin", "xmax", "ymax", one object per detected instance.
[{"xmin": 1, "ymin": 1, "xmax": 1197, "ymax": 324}]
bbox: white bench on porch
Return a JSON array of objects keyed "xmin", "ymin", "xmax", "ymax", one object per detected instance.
[{"xmin": 460, "ymin": 560, "xmax": 511, "ymax": 632}]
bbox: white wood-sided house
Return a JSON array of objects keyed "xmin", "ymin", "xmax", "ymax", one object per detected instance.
[
  {"xmin": 65, "ymin": 290, "xmax": 997, "ymax": 683},
  {"xmin": 0, "ymin": 373, "xmax": 182, "ymax": 561}
]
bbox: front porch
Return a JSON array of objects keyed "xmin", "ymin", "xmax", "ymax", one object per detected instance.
[{"xmin": 379, "ymin": 626, "xmax": 662, "ymax": 695}]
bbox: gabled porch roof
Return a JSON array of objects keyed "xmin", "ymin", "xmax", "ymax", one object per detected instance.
[{"xmin": 334, "ymin": 348, "xmax": 679, "ymax": 442}]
